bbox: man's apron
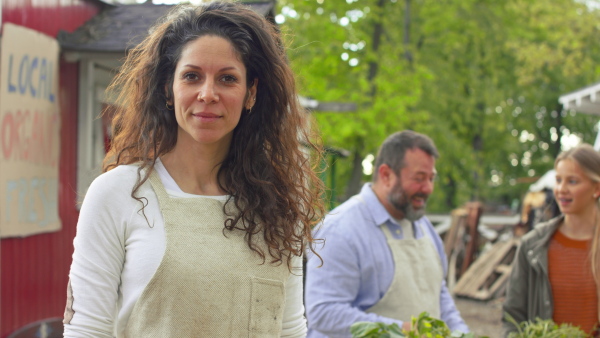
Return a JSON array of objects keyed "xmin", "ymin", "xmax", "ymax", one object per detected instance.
[
  {"xmin": 366, "ymin": 219, "xmax": 443, "ymax": 322},
  {"xmin": 124, "ymin": 171, "xmax": 290, "ymax": 337}
]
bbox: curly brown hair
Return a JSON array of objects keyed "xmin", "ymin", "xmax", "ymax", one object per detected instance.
[{"xmin": 103, "ymin": 2, "xmax": 325, "ymax": 270}]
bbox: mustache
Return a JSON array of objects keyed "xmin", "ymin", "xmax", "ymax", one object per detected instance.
[{"xmin": 411, "ymin": 193, "xmax": 429, "ymax": 200}]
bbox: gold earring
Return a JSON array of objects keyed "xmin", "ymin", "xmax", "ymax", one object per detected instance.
[{"xmin": 166, "ymin": 102, "xmax": 174, "ymax": 110}]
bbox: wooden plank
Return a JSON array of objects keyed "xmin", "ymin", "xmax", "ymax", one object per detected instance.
[
  {"xmin": 445, "ymin": 209, "xmax": 468, "ymax": 292},
  {"xmin": 454, "ymin": 238, "xmax": 519, "ymax": 298},
  {"xmin": 453, "ymin": 238, "xmax": 520, "ymax": 300},
  {"xmin": 494, "ymin": 264, "xmax": 511, "ymax": 274},
  {"xmin": 455, "ymin": 240, "xmax": 514, "ymax": 293},
  {"xmin": 443, "ymin": 208, "xmax": 467, "ymax": 258},
  {"xmin": 460, "ymin": 202, "xmax": 483, "ymax": 276},
  {"xmin": 487, "ymin": 268, "xmax": 513, "ymax": 297}
]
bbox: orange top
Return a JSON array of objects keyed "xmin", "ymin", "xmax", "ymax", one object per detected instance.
[{"xmin": 548, "ymin": 230, "xmax": 599, "ymax": 334}]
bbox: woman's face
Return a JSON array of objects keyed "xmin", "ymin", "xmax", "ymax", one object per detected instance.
[
  {"xmin": 169, "ymin": 35, "xmax": 256, "ymax": 151},
  {"xmin": 554, "ymin": 158, "xmax": 600, "ymax": 216}
]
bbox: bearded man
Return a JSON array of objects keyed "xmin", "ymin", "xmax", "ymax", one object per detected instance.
[{"xmin": 305, "ymin": 130, "xmax": 469, "ymax": 337}]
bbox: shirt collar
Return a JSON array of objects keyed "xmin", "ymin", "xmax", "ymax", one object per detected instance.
[
  {"xmin": 358, "ymin": 183, "xmax": 427, "ymax": 235},
  {"xmin": 359, "ymin": 183, "xmax": 396, "ymax": 227}
]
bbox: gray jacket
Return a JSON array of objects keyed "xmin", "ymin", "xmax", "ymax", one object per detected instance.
[{"xmin": 502, "ymin": 215, "xmax": 563, "ymax": 336}]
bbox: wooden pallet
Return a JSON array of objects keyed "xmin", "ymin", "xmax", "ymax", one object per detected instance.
[{"xmin": 452, "ymin": 238, "xmax": 520, "ymax": 300}]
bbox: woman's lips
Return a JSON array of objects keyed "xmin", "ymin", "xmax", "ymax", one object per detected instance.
[
  {"xmin": 556, "ymin": 197, "xmax": 572, "ymax": 206},
  {"xmin": 193, "ymin": 112, "xmax": 221, "ymax": 121}
]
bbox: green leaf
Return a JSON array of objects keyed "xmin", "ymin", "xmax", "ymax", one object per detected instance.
[{"xmin": 350, "ymin": 321, "xmax": 383, "ymax": 337}]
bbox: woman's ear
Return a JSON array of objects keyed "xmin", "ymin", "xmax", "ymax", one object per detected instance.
[
  {"xmin": 164, "ymin": 83, "xmax": 173, "ymax": 105},
  {"xmin": 246, "ymin": 79, "xmax": 258, "ymax": 109}
]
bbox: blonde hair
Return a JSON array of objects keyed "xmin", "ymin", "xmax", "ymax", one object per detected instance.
[{"xmin": 555, "ymin": 143, "xmax": 600, "ymax": 284}]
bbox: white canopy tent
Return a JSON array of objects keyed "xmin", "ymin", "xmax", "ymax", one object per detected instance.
[
  {"xmin": 528, "ymin": 169, "xmax": 556, "ymax": 192},
  {"xmin": 533, "ymin": 82, "xmax": 600, "ymax": 192},
  {"xmin": 558, "ymin": 81, "xmax": 600, "ymax": 150}
]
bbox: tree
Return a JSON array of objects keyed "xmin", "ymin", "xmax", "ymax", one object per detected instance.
[
  {"xmin": 279, "ymin": 0, "xmax": 600, "ymax": 212},
  {"xmin": 280, "ymin": 0, "xmax": 431, "ymax": 202}
]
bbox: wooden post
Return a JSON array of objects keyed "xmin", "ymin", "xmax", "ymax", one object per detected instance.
[{"xmin": 460, "ymin": 202, "xmax": 483, "ymax": 277}]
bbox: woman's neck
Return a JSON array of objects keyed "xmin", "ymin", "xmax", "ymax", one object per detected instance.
[
  {"xmin": 561, "ymin": 208, "xmax": 598, "ymax": 240},
  {"xmin": 160, "ymin": 142, "xmax": 228, "ymax": 196}
]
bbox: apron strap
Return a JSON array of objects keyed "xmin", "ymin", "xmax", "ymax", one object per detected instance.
[{"xmin": 148, "ymin": 169, "xmax": 170, "ymax": 204}]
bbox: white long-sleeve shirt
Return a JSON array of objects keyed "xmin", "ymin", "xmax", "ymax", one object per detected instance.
[{"xmin": 64, "ymin": 161, "xmax": 306, "ymax": 337}]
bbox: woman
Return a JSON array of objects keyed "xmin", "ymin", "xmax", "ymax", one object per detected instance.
[
  {"xmin": 63, "ymin": 2, "xmax": 325, "ymax": 337},
  {"xmin": 503, "ymin": 143, "xmax": 600, "ymax": 336}
]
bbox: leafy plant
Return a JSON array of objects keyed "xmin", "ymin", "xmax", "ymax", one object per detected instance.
[
  {"xmin": 350, "ymin": 312, "xmax": 482, "ymax": 338},
  {"xmin": 350, "ymin": 321, "xmax": 404, "ymax": 338},
  {"xmin": 504, "ymin": 313, "xmax": 589, "ymax": 338}
]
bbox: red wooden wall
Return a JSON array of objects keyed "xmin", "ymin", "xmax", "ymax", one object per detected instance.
[
  {"xmin": 1, "ymin": 1, "xmax": 102, "ymax": 336},
  {"xmin": 2, "ymin": 0, "xmax": 99, "ymax": 37}
]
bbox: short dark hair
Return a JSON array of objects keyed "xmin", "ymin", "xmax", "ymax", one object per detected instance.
[{"xmin": 373, "ymin": 130, "xmax": 439, "ymax": 181}]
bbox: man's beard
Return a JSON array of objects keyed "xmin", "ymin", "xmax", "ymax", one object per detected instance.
[{"xmin": 388, "ymin": 181, "xmax": 428, "ymax": 221}]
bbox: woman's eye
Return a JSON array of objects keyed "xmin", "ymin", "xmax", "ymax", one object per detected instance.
[
  {"xmin": 221, "ymin": 74, "xmax": 238, "ymax": 83},
  {"xmin": 183, "ymin": 73, "xmax": 198, "ymax": 81}
]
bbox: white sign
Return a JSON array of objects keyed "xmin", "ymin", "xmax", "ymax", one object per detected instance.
[{"xmin": 0, "ymin": 23, "xmax": 61, "ymax": 238}]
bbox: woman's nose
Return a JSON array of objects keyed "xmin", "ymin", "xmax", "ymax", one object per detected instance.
[
  {"xmin": 555, "ymin": 180, "xmax": 566, "ymax": 193},
  {"xmin": 198, "ymin": 80, "xmax": 219, "ymax": 103}
]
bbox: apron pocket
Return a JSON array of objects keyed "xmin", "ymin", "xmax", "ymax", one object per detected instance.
[{"xmin": 249, "ymin": 277, "xmax": 285, "ymax": 337}]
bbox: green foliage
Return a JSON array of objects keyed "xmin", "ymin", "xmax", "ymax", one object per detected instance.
[
  {"xmin": 350, "ymin": 312, "xmax": 592, "ymax": 338},
  {"xmin": 350, "ymin": 312, "xmax": 482, "ymax": 338},
  {"xmin": 504, "ymin": 313, "xmax": 589, "ymax": 337},
  {"xmin": 350, "ymin": 321, "xmax": 404, "ymax": 338},
  {"xmin": 405, "ymin": 312, "xmax": 456, "ymax": 338},
  {"xmin": 280, "ymin": 0, "xmax": 600, "ymax": 211}
]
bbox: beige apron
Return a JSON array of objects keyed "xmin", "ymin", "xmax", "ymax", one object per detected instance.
[
  {"xmin": 366, "ymin": 219, "xmax": 443, "ymax": 322},
  {"xmin": 124, "ymin": 171, "xmax": 290, "ymax": 337}
]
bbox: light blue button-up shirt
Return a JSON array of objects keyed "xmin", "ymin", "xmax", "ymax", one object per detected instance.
[{"xmin": 305, "ymin": 183, "xmax": 469, "ymax": 337}]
